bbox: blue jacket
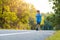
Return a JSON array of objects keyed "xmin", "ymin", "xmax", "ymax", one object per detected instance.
[{"xmin": 36, "ymin": 13, "xmax": 41, "ymax": 23}]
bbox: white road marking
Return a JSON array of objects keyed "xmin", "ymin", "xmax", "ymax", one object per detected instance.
[
  {"xmin": 0, "ymin": 30, "xmax": 55, "ymax": 37},
  {"xmin": 0, "ymin": 31, "xmax": 37, "ymax": 36}
]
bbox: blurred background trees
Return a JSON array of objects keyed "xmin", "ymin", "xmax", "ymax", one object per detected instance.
[
  {"xmin": 0, "ymin": 0, "xmax": 36, "ymax": 30},
  {"xmin": 47, "ymin": 0, "xmax": 60, "ymax": 30},
  {"xmin": 0, "ymin": 0, "xmax": 59, "ymax": 30}
]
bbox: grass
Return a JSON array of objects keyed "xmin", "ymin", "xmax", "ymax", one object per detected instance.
[{"xmin": 46, "ymin": 31, "xmax": 60, "ymax": 40}]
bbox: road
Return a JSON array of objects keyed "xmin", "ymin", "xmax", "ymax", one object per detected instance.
[{"xmin": 0, "ymin": 30, "xmax": 55, "ymax": 40}]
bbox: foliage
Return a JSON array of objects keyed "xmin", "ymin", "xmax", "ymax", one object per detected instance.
[
  {"xmin": 49, "ymin": 0, "xmax": 60, "ymax": 30},
  {"xmin": 46, "ymin": 31, "xmax": 60, "ymax": 40},
  {"xmin": 0, "ymin": 0, "xmax": 36, "ymax": 30},
  {"xmin": 40, "ymin": 13, "xmax": 53, "ymax": 30}
]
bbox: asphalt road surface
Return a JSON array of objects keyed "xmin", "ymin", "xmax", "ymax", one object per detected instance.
[{"xmin": 0, "ymin": 30, "xmax": 55, "ymax": 40}]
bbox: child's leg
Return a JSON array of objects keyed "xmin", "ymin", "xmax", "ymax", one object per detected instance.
[
  {"xmin": 36, "ymin": 24, "xmax": 40, "ymax": 30},
  {"xmin": 36, "ymin": 24, "xmax": 39, "ymax": 30},
  {"xmin": 38, "ymin": 24, "xmax": 40, "ymax": 30}
]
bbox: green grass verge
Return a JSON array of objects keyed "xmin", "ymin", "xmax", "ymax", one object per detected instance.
[{"xmin": 46, "ymin": 31, "xmax": 60, "ymax": 40}]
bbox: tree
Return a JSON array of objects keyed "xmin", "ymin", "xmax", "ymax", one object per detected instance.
[
  {"xmin": 0, "ymin": 0, "xmax": 36, "ymax": 29},
  {"xmin": 49, "ymin": 0, "xmax": 60, "ymax": 30}
]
